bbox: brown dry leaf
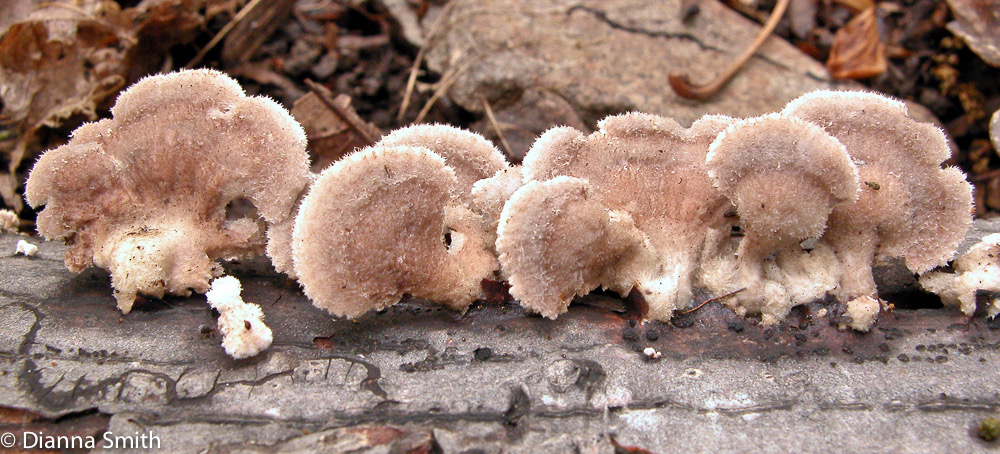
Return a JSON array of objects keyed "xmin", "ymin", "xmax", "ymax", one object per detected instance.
[
  {"xmin": 221, "ymin": 0, "xmax": 296, "ymax": 65},
  {"xmin": 0, "ymin": 0, "xmax": 218, "ymax": 211},
  {"xmin": 291, "ymin": 81, "xmax": 382, "ymax": 171},
  {"xmin": 945, "ymin": 0, "xmax": 1000, "ymax": 66},
  {"xmin": 0, "ymin": 0, "xmax": 132, "ymax": 210},
  {"xmin": 826, "ymin": 7, "xmax": 887, "ymax": 80},
  {"xmin": 832, "ymin": 0, "xmax": 874, "ymax": 12}
]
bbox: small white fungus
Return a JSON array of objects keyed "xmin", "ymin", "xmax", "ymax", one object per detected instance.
[{"xmin": 205, "ymin": 276, "xmax": 273, "ymax": 359}]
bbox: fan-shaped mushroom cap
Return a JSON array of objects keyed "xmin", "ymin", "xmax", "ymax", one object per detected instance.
[
  {"xmin": 516, "ymin": 113, "xmax": 735, "ymax": 319},
  {"xmin": 524, "ymin": 114, "xmax": 733, "ymax": 237},
  {"xmin": 292, "ymin": 145, "xmax": 496, "ymax": 318},
  {"xmin": 25, "ymin": 69, "xmax": 311, "ymax": 312},
  {"xmin": 783, "ymin": 90, "xmax": 973, "ymax": 299},
  {"xmin": 707, "ymin": 114, "xmax": 858, "ymax": 251},
  {"xmin": 376, "ymin": 124, "xmax": 508, "ymax": 204},
  {"xmin": 496, "ymin": 176, "xmax": 653, "ymax": 319},
  {"xmin": 469, "ymin": 166, "xmax": 524, "ymax": 259},
  {"xmin": 705, "ymin": 114, "xmax": 858, "ymax": 320}
]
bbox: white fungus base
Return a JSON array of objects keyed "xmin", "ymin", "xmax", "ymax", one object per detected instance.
[
  {"xmin": 205, "ymin": 276, "xmax": 273, "ymax": 359},
  {"xmin": 920, "ymin": 233, "xmax": 1000, "ymax": 317},
  {"xmin": 843, "ymin": 295, "xmax": 882, "ymax": 332}
]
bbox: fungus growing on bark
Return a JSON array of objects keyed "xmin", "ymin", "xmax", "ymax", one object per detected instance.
[
  {"xmin": 782, "ymin": 90, "xmax": 973, "ymax": 302},
  {"xmin": 291, "ymin": 145, "xmax": 496, "ymax": 318},
  {"xmin": 704, "ymin": 113, "xmax": 859, "ymax": 322},
  {"xmin": 470, "ymin": 166, "xmax": 524, "ymax": 255},
  {"xmin": 920, "ymin": 233, "xmax": 1000, "ymax": 317},
  {"xmin": 264, "ymin": 178, "xmax": 314, "ymax": 280},
  {"xmin": 506, "ymin": 113, "xmax": 735, "ymax": 320},
  {"xmin": 496, "ymin": 176, "xmax": 655, "ymax": 318},
  {"xmin": 205, "ymin": 276, "xmax": 273, "ymax": 359},
  {"xmin": 377, "ymin": 124, "xmax": 516, "ymax": 259},
  {"xmin": 24, "ymin": 69, "xmax": 311, "ymax": 312}
]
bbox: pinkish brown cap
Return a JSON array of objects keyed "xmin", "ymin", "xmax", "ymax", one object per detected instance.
[
  {"xmin": 706, "ymin": 113, "xmax": 859, "ymax": 255},
  {"xmin": 783, "ymin": 90, "xmax": 973, "ymax": 299},
  {"xmin": 705, "ymin": 113, "xmax": 859, "ymax": 322},
  {"xmin": 496, "ymin": 176, "xmax": 652, "ymax": 319},
  {"xmin": 25, "ymin": 69, "xmax": 311, "ymax": 312},
  {"xmin": 515, "ymin": 113, "xmax": 736, "ymax": 320},
  {"xmin": 376, "ymin": 124, "xmax": 508, "ymax": 204},
  {"xmin": 291, "ymin": 145, "xmax": 496, "ymax": 318}
]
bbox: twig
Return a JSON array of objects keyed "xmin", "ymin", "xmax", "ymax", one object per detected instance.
[
  {"xmin": 185, "ymin": 0, "xmax": 266, "ymax": 69},
  {"xmin": 971, "ymin": 168, "xmax": 1000, "ymax": 183},
  {"xmin": 676, "ymin": 288, "xmax": 746, "ymax": 315},
  {"xmin": 480, "ymin": 96, "xmax": 514, "ymax": 158},
  {"xmin": 413, "ymin": 54, "xmax": 480, "ymax": 123},
  {"xmin": 398, "ymin": 1, "xmax": 456, "ymax": 122},
  {"xmin": 669, "ymin": 0, "xmax": 790, "ymax": 100},
  {"xmin": 303, "ymin": 79, "xmax": 381, "ymax": 145}
]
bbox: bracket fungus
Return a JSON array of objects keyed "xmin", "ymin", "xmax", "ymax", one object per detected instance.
[
  {"xmin": 704, "ymin": 113, "xmax": 859, "ymax": 323},
  {"xmin": 376, "ymin": 124, "xmax": 518, "ymax": 255},
  {"xmin": 496, "ymin": 176, "xmax": 654, "ymax": 318},
  {"xmin": 376, "ymin": 124, "xmax": 509, "ymax": 204},
  {"xmin": 291, "ymin": 145, "xmax": 497, "ymax": 318},
  {"xmin": 782, "ymin": 90, "xmax": 973, "ymax": 302},
  {"xmin": 502, "ymin": 113, "xmax": 735, "ymax": 320},
  {"xmin": 24, "ymin": 69, "xmax": 311, "ymax": 313}
]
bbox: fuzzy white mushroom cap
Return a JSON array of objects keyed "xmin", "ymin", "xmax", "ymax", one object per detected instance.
[
  {"xmin": 376, "ymin": 124, "xmax": 508, "ymax": 204},
  {"xmin": 205, "ymin": 276, "xmax": 273, "ymax": 359},
  {"xmin": 705, "ymin": 113, "xmax": 859, "ymax": 320},
  {"xmin": 707, "ymin": 113, "xmax": 859, "ymax": 250},
  {"xmin": 512, "ymin": 113, "xmax": 736, "ymax": 320},
  {"xmin": 783, "ymin": 90, "xmax": 973, "ymax": 278}
]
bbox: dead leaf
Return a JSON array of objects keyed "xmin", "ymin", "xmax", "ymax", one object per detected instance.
[
  {"xmin": 0, "ymin": 0, "xmax": 219, "ymax": 211},
  {"xmin": 222, "ymin": 0, "xmax": 295, "ymax": 65},
  {"xmin": 832, "ymin": 0, "xmax": 874, "ymax": 12},
  {"xmin": 826, "ymin": 7, "xmax": 887, "ymax": 80},
  {"xmin": 0, "ymin": 1, "xmax": 131, "ymax": 210},
  {"xmin": 945, "ymin": 0, "xmax": 1000, "ymax": 66},
  {"xmin": 291, "ymin": 81, "xmax": 382, "ymax": 171}
]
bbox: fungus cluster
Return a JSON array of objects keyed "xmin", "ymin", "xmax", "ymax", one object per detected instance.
[
  {"xmin": 287, "ymin": 124, "xmax": 509, "ymax": 318},
  {"xmin": 25, "ymin": 69, "xmax": 310, "ymax": 358},
  {"xmin": 24, "ymin": 69, "xmax": 979, "ymax": 359},
  {"xmin": 499, "ymin": 90, "xmax": 972, "ymax": 329}
]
